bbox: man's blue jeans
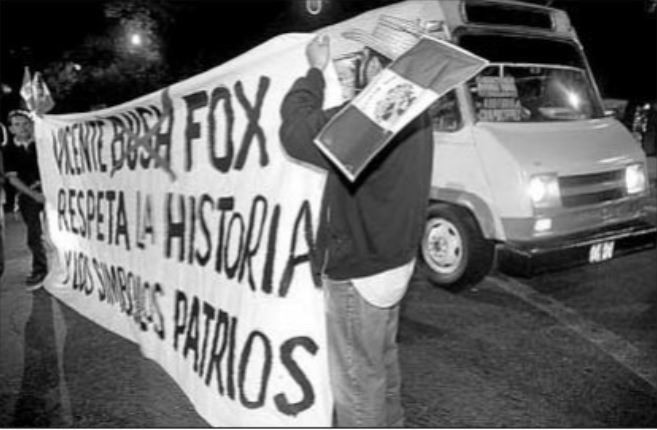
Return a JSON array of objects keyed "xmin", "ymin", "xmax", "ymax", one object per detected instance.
[{"xmin": 323, "ymin": 277, "xmax": 404, "ymax": 427}]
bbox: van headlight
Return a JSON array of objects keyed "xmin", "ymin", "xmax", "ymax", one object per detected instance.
[
  {"xmin": 528, "ymin": 173, "xmax": 561, "ymax": 208},
  {"xmin": 625, "ymin": 163, "xmax": 647, "ymax": 194}
]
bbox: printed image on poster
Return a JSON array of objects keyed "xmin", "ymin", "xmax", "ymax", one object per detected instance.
[{"xmin": 314, "ymin": 36, "xmax": 488, "ymax": 182}]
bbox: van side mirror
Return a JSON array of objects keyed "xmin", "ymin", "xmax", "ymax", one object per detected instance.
[{"xmin": 602, "ymin": 99, "xmax": 628, "ymax": 119}]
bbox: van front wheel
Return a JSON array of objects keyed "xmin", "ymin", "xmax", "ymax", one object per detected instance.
[{"xmin": 419, "ymin": 204, "xmax": 494, "ymax": 290}]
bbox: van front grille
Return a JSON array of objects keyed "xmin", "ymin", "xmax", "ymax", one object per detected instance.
[{"xmin": 558, "ymin": 169, "xmax": 626, "ymax": 208}]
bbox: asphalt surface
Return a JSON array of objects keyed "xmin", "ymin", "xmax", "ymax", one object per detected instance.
[
  {"xmin": 1, "ymin": 214, "xmax": 206, "ymax": 427},
  {"xmin": 2, "ymin": 214, "xmax": 656, "ymax": 427},
  {"xmin": 401, "ymin": 254, "xmax": 657, "ymax": 427}
]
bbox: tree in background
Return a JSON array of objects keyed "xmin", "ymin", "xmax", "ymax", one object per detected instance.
[
  {"xmin": 42, "ymin": 0, "xmax": 177, "ymax": 113},
  {"xmin": 2, "ymin": 0, "xmax": 391, "ymax": 114}
]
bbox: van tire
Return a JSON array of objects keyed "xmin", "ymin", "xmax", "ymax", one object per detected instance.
[{"xmin": 418, "ymin": 203, "xmax": 494, "ymax": 291}]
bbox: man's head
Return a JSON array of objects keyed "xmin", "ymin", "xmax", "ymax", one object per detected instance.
[
  {"xmin": 358, "ymin": 48, "xmax": 392, "ymax": 89},
  {"xmin": 7, "ymin": 110, "xmax": 33, "ymax": 142}
]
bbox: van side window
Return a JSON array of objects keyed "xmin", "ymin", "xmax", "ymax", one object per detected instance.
[{"xmin": 429, "ymin": 90, "xmax": 462, "ymax": 132}]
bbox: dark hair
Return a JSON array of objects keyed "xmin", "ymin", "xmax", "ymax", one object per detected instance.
[
  {"xmin": 356, "ymin": 48, "xmax": 392, "ymax": 91},
  {"xmin": 8, "ymin": 109, "xmax": 31, "ymax": 122}
]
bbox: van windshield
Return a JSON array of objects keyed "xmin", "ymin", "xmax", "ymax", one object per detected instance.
[
  {"xmin": 468, "ymin": 63, "xmax": 602, "ymax": 122},
  {"xmin": 458, "ymin": 33, "xmax": 604, "ymax": 122}
]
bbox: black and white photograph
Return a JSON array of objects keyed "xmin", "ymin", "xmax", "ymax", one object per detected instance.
[{"xmin": 0, "ymin": 0, "xmax": 655, "ymax": 427}]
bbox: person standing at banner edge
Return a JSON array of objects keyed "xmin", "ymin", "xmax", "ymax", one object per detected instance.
[
  {"xmin": 279, "ymin": 16, "xmax": 435, "ymax": 427},
  {"xmin": 4, "ymin": 109, "xmax": 48, "ymax": 289}
]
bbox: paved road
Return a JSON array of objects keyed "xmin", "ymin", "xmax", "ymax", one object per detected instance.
[
  {"xmin": 401, "ymin": 210, "xmax": 657, "ymax": 427},
  {"xmin": 1, "ymin": 210, "xmax": 656, "ymax": 427},
  {"xmin": 401, "ymin": 251, "xmax": 657, "ymax": 427}
]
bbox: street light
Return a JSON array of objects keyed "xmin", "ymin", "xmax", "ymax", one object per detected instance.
[
  {"xmin": 129, "ymin": 32, "xmax": 143, "ymax": 47},
  {"xmin": 116, "ymin": 19, "xmax": 163, "ymax": 63},
  {"xmin": 306, "ymin": 0, "xmax": 323, "ymax": 15}
]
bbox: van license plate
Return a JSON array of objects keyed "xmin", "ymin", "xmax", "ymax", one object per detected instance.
[{"xmin": 588, "ymin": 240, "xmax": 615, "ymax": 263}]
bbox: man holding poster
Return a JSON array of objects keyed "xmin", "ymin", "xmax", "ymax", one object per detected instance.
[
  {"xmin": 280, "ymin": 17, "xmax": 434, "ymax": 427},
  {"xmin": 280, "ymin": 15, "xmax": 487, "ymax": 427}
]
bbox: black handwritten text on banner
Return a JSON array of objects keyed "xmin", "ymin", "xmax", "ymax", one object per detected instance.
[{"xmin": 36, "ymin": 34, "xmax": 341, "ymax": 427}]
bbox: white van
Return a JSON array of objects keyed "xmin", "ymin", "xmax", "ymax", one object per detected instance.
[{"xmin": 325, "ymin": 0, "xmax": 656, "ymax": 289}]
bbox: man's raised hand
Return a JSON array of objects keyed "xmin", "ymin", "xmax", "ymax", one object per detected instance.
[{"xmin": 306, "ymin": 35, "xmax": 330, "ymax": 71}]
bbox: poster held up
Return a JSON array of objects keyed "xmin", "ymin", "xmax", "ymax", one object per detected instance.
[{"xmin": 314, "ymin": 36, "xmax": 488, "ymax": 182}]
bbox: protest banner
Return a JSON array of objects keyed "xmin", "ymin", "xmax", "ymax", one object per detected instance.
[
  {"xmin": 35, "ymin": 33, "xmax": 342, "ymax": 427},
  {"xmin": 31, "ymin": 0, "xmax": 485, "ymax": 424}
]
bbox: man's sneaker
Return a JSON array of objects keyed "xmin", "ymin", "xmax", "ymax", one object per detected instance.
[{"xmin": 25, "ymin": 272, "xmax": 47, "ymax": 287}]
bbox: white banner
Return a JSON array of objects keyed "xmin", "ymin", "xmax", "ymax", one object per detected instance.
[{"xmin": 35, "ymin": 33, "xmax": 342, "ymax": 427}]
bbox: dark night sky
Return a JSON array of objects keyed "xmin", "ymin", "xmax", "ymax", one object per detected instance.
[{"xmin": 0, "ymin": 0, "xmax": 655, "ymax": 113}]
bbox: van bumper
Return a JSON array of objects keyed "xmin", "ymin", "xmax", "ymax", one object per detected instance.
[{"xmin": 497, "ymin": 219, "xmax": 657, "ymax": 277}]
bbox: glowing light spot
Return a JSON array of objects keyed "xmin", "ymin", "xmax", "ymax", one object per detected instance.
[
  {"xmin": 130, "ymin": 33, "xmax": 143, "ymax": 47},
  {"xmin": 306, "ymin": 0, "xmax": 322, "ymax": 15},
  {"xmin": 567, "ymin": 91, "xmax": 581, "ymax": 109}
]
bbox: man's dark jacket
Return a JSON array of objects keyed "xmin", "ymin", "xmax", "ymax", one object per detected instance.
[
  {"xmin": 3, "ymin": 139, "xmax": 42, "ymax": 192},
  {"xmin": 280, "ymin": 68, "xmax": 433, "ymax": 281}
]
